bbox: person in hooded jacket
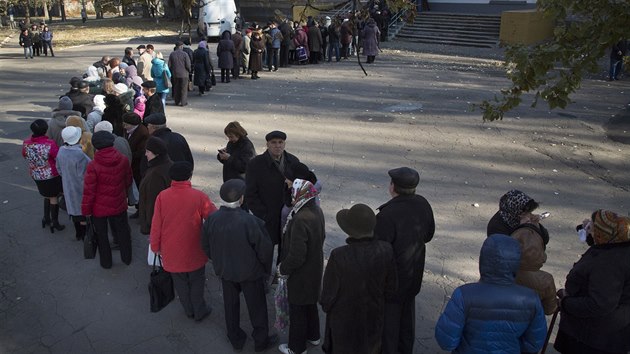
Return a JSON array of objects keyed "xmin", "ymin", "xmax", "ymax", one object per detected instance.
[
  {"xmin": 48, "ymin": 96, "xmax": 82, "ymax": 147},
  {"xmin": 435, "ymin": 234, "xmax": 547, "ymax": 354},
  {"xmin": 217, "ymin": 31, "xmax": 236, "ymax": 83},
  {"xmin": 151, "ymin": 52, "xmax": 171, "ymax": 108},
  {"xmin": 193, "ymin": 41, "xmax": 212, "ymax": 95},
  {"xmin": 320, "ymin": 204, "xmax": 397, "ymax": 354},
  {"xmin": 56, "ymin": 126, "xmax": 91, "ymax": 240},
  {"xmin": 23, "ymin": 119, "xmax": 65, "ymax": 233},
  {"xmin": 82, "ymin": 131, "xmax": 133, "ymax": 269},
  {"xmin": 555, "ymin": 209, "xmax": 630, "ymax": 354}
]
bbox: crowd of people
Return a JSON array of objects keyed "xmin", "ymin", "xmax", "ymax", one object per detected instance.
[{"xmin": 18, "ymin": 13, "xmax": 630, "ymax": 354}]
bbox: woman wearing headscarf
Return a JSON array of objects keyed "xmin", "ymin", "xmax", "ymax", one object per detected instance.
[
  {"xmin": 138, "ymin": 137, "xmax": 172, "ymax": 235},
  {"xmin": 193, "ymin": 40, "xmax": 212, "ymax": 95},
  {"xmin": 249, "ymin": 30, "xmax": 265, "ymax": 80},
  {"xmin": 151, "ymin": 52, "xmax": 171, "ymax": 108},
  {"xmin": 320, "ymin": 204, "xmax": 397, "ymax": 354},
  {"xmin": 22, "ymin": 119, "xmax": 65, "ymax": 233},
  {"xmin": 56, "ymin": 126, "xmax": 91, "ymax": 240},
  {"xmin": 277, "ymin": 179, "xmax": 326, "ymax": 354},
  {"xmin": 217, "ymin": 31, "xmax": 235, "ymax": 83},
  {"xmin": 86, "ymin": 94, "xmax": 105, "ymax": 133},
  {"xmin": 487, "ymin": 189, "xmax": 556, "ymax": 315},
  {"xmin": 555, "ymin": 210, "xmax": 630, "ymax": 354}
]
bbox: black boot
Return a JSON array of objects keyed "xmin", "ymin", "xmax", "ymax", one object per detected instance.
[
  {"xmin": 42, "ymin": 198, "xmax": 51, "ymax": 228},
  {"xmin": 74, "ymin": 221, "xmax": 86, "ymax": 240},
  {"xmin": 50, "ymin": 204, "xmax": 65, "ymax": 233}
]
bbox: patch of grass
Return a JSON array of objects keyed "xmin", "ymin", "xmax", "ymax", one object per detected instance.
[{"xmin": 49, "ymin": 16, "xmax": 180, "ymax": 48}]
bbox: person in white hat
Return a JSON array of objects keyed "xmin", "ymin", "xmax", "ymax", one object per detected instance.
[{"xmin": 56, "ymin": 126, "xmax": 91, "ymax": 240}]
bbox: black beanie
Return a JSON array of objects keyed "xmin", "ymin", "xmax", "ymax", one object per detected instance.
[
  {"xmin": 145, "ymin": 136, "xmax": 168, "ymax": 156},
  {"xmin": 30, "ymin": 119, "xmax": 48, "ymax": 137},
  {"xmin": 220, "ymin": 179, "xmax": 246, "ymax": 203},
  {"xmin": 91, "ymin": 130, "xmax": 115, "ymax": 150},
  {"xmin": 169, "ymin": 161, "xmax": 193, "ymax": 181}
]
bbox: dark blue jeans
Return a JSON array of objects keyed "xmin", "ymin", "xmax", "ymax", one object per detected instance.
[
  {"xmin": 328, "ymin": 41, "xmax": 340, "ymax": 62},
  {"xmin": 610, "ymin": 57, "xmax": 624, "ymax": 80}
]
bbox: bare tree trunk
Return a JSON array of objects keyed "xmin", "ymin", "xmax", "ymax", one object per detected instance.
[
  {"xmin": 25, "ymin": 0, "xmax": 32, "ymax": 23},
  {"xmin": 43, "ymin": 0, "xmax": 50, "ymax": 21},
  {"xmin": 59, "ymin": 0, "xmax": 66, "ymax": 21}
]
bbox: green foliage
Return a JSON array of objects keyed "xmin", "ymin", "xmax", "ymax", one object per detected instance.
[{"xmin": 480, "ymin": 0, "xmax": 630, "ymax": 121}]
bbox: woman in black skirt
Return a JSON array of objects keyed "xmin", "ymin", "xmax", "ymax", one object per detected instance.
[{"xmin": 22, "ymin": 119, "xmax": 66, "ymax": 233}]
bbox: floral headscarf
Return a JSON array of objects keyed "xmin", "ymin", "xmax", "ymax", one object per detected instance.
[
  {"xmin": 498, "ymin": 189, "xmax": 533, "ymax": 229},
  {"xmin": 592, "ymin": 209, "xmax": 630, "ymax": 245},
  {"xmin": 282, "ymin": 179, "xmax": 318, "ymax": 234}
]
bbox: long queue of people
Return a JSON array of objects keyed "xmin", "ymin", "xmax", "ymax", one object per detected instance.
[{"xmin": 20, "ymin": 39, "xmax": 630, "ymax": 354}]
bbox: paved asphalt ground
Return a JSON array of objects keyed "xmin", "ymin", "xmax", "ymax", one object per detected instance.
[{"xmin": 1, "ymin": 32, "xmax": 629, "ymax": 353}]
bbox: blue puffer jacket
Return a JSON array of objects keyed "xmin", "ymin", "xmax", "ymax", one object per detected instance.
[{"xmin": 435, "ymin": 234, "xmax": 547, "ymax": 354}]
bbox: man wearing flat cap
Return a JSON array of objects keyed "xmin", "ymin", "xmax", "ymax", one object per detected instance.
[
  {"xmin": 141, "ymin": 81, "xmax": 164, "ymax": 118},
  {"xmin": 320, "ymin": 204, "xmax": 397, "ymax": 354},
  {"xmin": 70, "ymin": 80, "xmax": 94, "ymax": 118},
  {"xmin": 201, "ymin": 179, "xmax": 278, "ymax": 352},
  {"xmin": 168, "ymin": 41, "xmax": 191, "ymax": 106},
  {"xmin": 143, "ymin": 112, "xmax": 194, "ymax": 169},
  {"xmin": 151, "ymin": 161, "xmax": 217, "ymax": 321},
  {"xmin": 137, "ymin": 44, "xmax": 154, "ymax": 81},
  {"xmin": 245, "ymin": 130, "xmax": 302, "ymax": 263},
  {"xmin": 374, "ymin": 167, "xmax": 435, "ymax": 354}
]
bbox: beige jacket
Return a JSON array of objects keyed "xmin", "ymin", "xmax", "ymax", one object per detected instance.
[{"xmin": 512, "ymin": 225, "xmax": 558, "ymax": 315}]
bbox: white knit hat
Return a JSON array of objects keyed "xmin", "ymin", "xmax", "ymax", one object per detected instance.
[
  {"xmin": 61, "ymin": 126, "xmax": 82, "ymax": 145},
  {"xmin": 114, "ymin": 83, "xmax": 129, "ymax": 95},
  {"xmin": 94, "ymin": 121, "xmax": 113, "ymax": 133}
]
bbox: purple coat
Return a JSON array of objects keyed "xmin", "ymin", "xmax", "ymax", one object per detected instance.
[{"xmin": 361, "ymin": 21, "xmax": 380, "ymax": 56}]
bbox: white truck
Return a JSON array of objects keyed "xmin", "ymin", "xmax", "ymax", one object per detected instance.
[{"xmin": 197, "ymin": 0, "xmax": 238, "ymax": 39}]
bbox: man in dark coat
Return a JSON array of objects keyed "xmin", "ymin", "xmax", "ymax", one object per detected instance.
[
  {"xmin": 138, "ymin": 136, "xmax": 172, "ymax": 234},
  {"xmin": 245, "ymin": 130, "xmax": 300, "ymax": 254},
  {"xmin": 141, "ymin": 81, "xmax": 164, "ymax": 118},
  {"xmin": 278, "ymin": 179, "xmax": 325, "ymax": 354},
  {"xmin": 279, "ymin": 19, "xmax": 292, "ymax": 68},
  {"xmin": 201, "ymin": 179, "xmax": 278, "ymax": 352},
  {"xmin": 144, "ymin": 113, "xmax": 194, "ymax": 170},
  {"xmin": 320, "ymin": 204, "xmax": 397, "ymax": 354},
  {"xmin": 168, "ymin": 41, "xmax": 192, "ymax": 106},
  {"xmin": 123, "ymin": 112, "xmax": 149, "ymax": 218},
  {"xmin": 70, "ymin": 81, "xmax": 94, "ymax": 118},
  {"xmin": 374, "ymin": 167, "xmax": 435, "ymax": 354}
]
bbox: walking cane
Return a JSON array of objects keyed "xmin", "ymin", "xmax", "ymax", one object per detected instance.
[{"xmin": 541, "ymin": 305, "xmax": 560, "ymax": 354}]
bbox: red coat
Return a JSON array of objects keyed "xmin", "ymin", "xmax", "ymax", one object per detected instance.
[
  {"xmin": 150, "ymin": 181, "xmax": 217, "ymax": 273},
  {"xmin": 82, "ymin": 147, "xmax": 132, "ymax": 217}
]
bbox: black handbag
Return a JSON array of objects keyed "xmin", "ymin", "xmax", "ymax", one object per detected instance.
[
  {"xmin": 148, "ymin": 254, "xmax": 175, "ymax": 312},
  {"xmin": 210, "ymin": 67, "xmax": 217, "ymax": 86},
  {"xmin": 58, "ymin": 194, "xmax": 67, "ymax": 211},
  {"xmin": 83, "ymin": 217, "xmax": 97, "ymax": 259}
]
